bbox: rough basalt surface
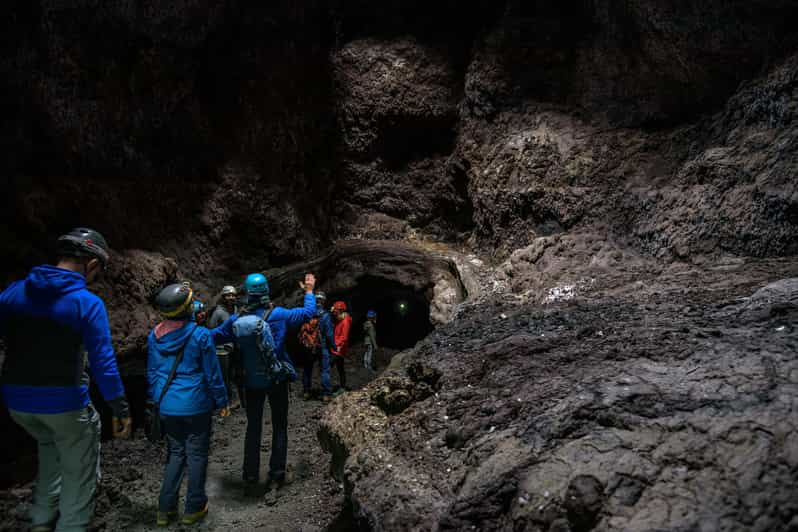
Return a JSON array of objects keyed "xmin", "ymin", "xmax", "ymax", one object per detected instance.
[{"xmin": 320, "ymin": 260, "xmax": 798, "ymax": 531}]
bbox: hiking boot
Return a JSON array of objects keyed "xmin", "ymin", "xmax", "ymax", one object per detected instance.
[
  {"xmin": 181, "ymin": 503, "xmax": 208, "ymax": 525},
  {"xmin": 156, "ymin": 510, "xmax": 178, "ymax": 527},
  {"xmin": 331, "ymin": 388, "xmax": 345, "ymax": 397},
  {"xmin": 321, "ymin": 395, "xmax": 331, "ymax": 402}
]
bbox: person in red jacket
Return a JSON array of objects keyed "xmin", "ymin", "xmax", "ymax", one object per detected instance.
[{"xmin": 330, "ymin": 301, "xmax": 351, "ymax": 394}]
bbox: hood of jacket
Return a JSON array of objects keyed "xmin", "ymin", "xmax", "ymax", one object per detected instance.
[
  {"xmin": 24, "ymin": 265, "xmax": 86, "ymax": 301},
  {"xmin": 151, "ymin": 321, "xmax": 197, "ymax": 357}
]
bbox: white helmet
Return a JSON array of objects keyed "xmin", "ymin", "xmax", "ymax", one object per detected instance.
[{"xmin": 221, "ymin": 285, "xmax": 237, "ymax": 296}]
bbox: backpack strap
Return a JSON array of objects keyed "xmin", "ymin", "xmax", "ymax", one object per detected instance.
[
  {"xmin": 255, "ymin": 308, "xmax": 275, "ymax": 355},
  {"xmin": 156, "ymin": 325, "xmax": 196, "ymax": 406}
]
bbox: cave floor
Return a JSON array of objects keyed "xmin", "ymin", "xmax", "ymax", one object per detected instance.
[{"xmin": 0, "ymin": 347, "xmax": 393, "ymax": 532}]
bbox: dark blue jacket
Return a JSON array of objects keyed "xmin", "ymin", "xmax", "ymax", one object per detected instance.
[
  {"xmin": 213, "ymin": 293, "xmax": 316, "ymax": 387},
  {"xmin": 317, "ymin": 308, "xmax": 337, "ymax": 354},
  {"xmin": 0, "ymin": 265, "xmax": 126, "ymax": 414},
  {"xmin": 147, "ymin": 321, "xmax": 228, "ymax": 416}
]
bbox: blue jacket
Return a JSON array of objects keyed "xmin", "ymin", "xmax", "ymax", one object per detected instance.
[
  {"xmin": 0, "ymin": 265, "xmax": 126, "ymax": 414},
  {"xmin": 317, "ymin": 308, "xmax": 337, "ymax": 354},
  {"xmin": 147, "ymin": 321, "xmax": 228, "ymax": 416},
  {"xmin": 213, "ymin": 293, "xmax": 316, "ymax": 388}
]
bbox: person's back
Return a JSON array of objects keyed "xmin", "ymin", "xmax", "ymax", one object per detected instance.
[
  {"xmin": 147, "ymin": 283, "xmax": 228, "ymax": 526},
  {"xmin": 148, "ymin": 319, "xmax": 227, "ymax": 417},
  {"xmin": 0, "ymin": 227, "xmax": 130, "ymax": 532},
  {"xmin": 212, "ymin": 272, "xmax": 317, "ymax": 497}
]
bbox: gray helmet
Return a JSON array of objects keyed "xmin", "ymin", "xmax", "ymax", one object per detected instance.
[
  {"xmin": 57, "ymin": 227, "xmax": 110, "ymax": 269},
  {"xmin": 221, "ymin": 285, "xmax": 237, "ymax": 296},
  {"xmin": 155, "ymin": 283, "xmax": 194, "ymax": 318},
  {"xmin": 315, "ymin": 291, "xmax": 327, "ymax": 303}
]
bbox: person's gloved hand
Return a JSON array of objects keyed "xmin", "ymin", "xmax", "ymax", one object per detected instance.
[
  {"xmin": 218, "ymin": 406, "xmax": 231, "ymax": 418},
  {"xmin": 109, "ymin": 396, "xmax": 132, "ymax": 439}
]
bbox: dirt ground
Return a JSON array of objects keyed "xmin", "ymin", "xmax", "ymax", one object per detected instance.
[{"xmin": 0, "ymin": 346, "xmax": 393, "ymax": 532}]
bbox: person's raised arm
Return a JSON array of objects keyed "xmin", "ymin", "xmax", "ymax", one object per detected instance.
[
  {"xmin": 209, "ymin": 314, "xmax": 236, "ymax": 345},
  {"xmin": 283, "ymin": 273, "xmax": 318, "ymax": 329}
]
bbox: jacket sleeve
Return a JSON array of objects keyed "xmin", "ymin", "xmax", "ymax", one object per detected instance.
[
  {"xmin": 81, "ymin": 297, "xmax": 126, "ymax": 402},
  {"xmin": 322, "ymin": 314, "xmax": 337, "ymax": 351},
  {"xmin": 282, "ymin": 293, "xmax": 318, "ymax": 330},
  {"xmin": 199, "ymin": 330, "xmax": 228, "ymax": 409},
  {"xmin": 209, "ymin": 315, "xmax": 236, "ymax": 345},
  {"xmin": 146, "ymin": 335, "xmax": 157, "ymax": 402}
]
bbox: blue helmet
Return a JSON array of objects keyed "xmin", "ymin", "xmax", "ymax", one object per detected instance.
[
  {"xmin": 244, "ymin": 273, "xmax": 269, "ymax": 296},
  {"xmin": 367, "ymin": 310, "xmax": 377, "ymax": 318},
  {"xmin": 193, "ymin": 300, "xmax": 206, "ymax": 313}
]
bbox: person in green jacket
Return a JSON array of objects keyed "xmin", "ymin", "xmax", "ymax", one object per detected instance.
[{"xmin": 363, "ymin": 310, "xmax": 378, "ymax": 372}]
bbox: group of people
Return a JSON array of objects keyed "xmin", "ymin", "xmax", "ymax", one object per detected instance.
[{"xmin": 0, "ymin": 227, "xmax": 381, "ymax": 531}]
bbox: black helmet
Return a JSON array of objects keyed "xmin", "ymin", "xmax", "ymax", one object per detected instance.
[
  {"xmin": 155, "ymin": 283, "xmax": 194, "ymax": 318},
  {"xmin": 57, "ymin": 227, "xmax": 110, "ymax": 269},
  {"xmin": 315, "ymin": 291, "xmax": 327, "ymax": 303}
]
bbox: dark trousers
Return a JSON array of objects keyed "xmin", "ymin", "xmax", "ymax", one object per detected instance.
[
  {"xmin": 159, "ymin": 412, "xmax": 212, "ymax": 514},
  {"xmin": 302, "ymin": 348, "xmax": 332, "ymax": 395},
  {"xmin": 243, "ymin": 382, "xmax": 289, "ymax": 483},
  {"xmin": 333, "ymin": 356, "xmax": 346, "ymax": 389},
  {"xmin": 218, "ymin": 354, "xmax": 231, "ymax": 399}
]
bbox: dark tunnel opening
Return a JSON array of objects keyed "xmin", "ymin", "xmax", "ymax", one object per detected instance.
[{"xmin": 328, "ymin": 276, "xmax": 434, "ymax": 351}]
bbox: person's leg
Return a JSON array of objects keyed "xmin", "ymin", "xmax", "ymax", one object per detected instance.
[
  {"xmin": 9, "ymin": 411, "xmax": 61, "ymax": 528},
  {"xmin": 266, "ymin": 381, "xmax": 289, "ymax": 482},
  {"xmin": 50, "ymin": 405, "xmax": 101, "ymax": 532},
  {"xmin": 364, "ymin": 344, "xmax": 373, "ymax": 370},
  {"xmin": 217, "ymin": 354, "xmax": 231, "ymax": 401},
  {"xmin": 320, "ymin": 348, "xmax": 331, "ymax": 397},
  {"xmin": 243, "ymin": 388, "xmax": 266, "ymax": 482},
  {"xmin": 184, "ymin": 412, "xmax": 212, "ymax": 514},
  {"xmin": 158, "ymin": 415, "xmax": 187, "ymax": 513},
  {"xmin": 335, "ymin": 357, "xmax": 347, "ymax": 389}
]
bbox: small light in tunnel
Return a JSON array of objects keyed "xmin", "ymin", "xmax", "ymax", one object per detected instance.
[{"xmin": 397, "ymin": 300, "xmax": 409, "ymax": 316}]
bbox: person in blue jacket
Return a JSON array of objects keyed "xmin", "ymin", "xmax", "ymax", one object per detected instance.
[
  {"xmin": 298, "ymin": 291, "xmax": 337, "ymax": 401},
  {"xmin": 212, "ymin": 272, "xmax": 317, "ymax": 499},
  {"xmin": 0, "ymin": 227, "xmax": 131, "ymax": 532},
  {"xmin": 148, "ymin": 283, "xmax": 229, "ymax": 526}
]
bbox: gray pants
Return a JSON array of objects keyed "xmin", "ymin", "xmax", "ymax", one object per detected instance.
[
  {"xmin": 363, "ymin": 344, "xmax": 375, "ymax": 371},
  {"xmin": 10, "ymin": 405, "xmax": 101, "ymax": 532}
]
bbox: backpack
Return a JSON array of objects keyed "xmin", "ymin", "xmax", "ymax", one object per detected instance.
[
  {"xmin": 298, "ymin": 310, "xmax": 323, "ymax": 350},
  {"xmin": 234, "ymin": 308, "xmax": 295, "ymax": 387}
]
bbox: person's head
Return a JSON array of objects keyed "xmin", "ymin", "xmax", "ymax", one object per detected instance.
[
  {"xmin": 332, "ymin": 300, "xmax": 347, "ymax": 319},
  {"xmin": 56, "ymin": 227, "xmax": 110, "ymax": 283},
  {"xmin": 221, "ymin": 285, "xmax": 237, "ymax": 308},
  {"xmin": 155, "ymin": 282, "xmax": 194, "ymax": 320},
  {"xmin": 367, "ymin": 309, "xmax": 377, "ymax": 321},
  {"xmin": 315, "ymin": 291, "xmax": 327, "ymax": 308},
  {"xmin": 244, "ymin": 273, "xmax": 270, "ymax": 307},
  {"xmin": 193, "ymin": 300, "xmax": 207, "ymax": 325}
]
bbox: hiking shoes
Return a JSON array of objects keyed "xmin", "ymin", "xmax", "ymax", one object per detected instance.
[
  {"xmin": 156, "ymin": 510, "xmax": 178, "ymax": 527},
  {"xmin": 181, "ymin": 503, "xmax": 209, "ymax": 525}
]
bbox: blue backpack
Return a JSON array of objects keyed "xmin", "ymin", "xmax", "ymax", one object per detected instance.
[{"xmin": 233, "ymin": 309, "xmax": 295, "ymax": 389}]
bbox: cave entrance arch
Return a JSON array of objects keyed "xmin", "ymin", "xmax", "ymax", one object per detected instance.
[{"xmin": 329, "ymin": 275, "xmax": 434, "ymax": 350}]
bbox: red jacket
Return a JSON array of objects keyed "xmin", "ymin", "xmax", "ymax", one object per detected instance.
[{"xmin": 332, "ymin": 313, "xmax": 352, "ymax": 357}]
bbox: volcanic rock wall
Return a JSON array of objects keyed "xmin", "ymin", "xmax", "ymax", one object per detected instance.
[{"xmin": 3, "ymin": 2, "xmax": 798, "ymax": 528}]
